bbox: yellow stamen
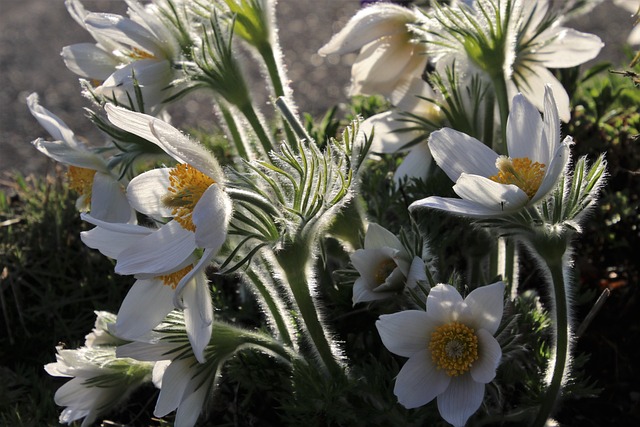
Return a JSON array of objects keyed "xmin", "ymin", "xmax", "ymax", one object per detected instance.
[
  {"xmin": 429, "ymin": 322, "xmax": 479, "ymax": 377},
  {"xmin": 156, "ymin": 265, "xmax": 193, "ymax": 289},
  {"xmin": 67, "ymin": 166, "xmax": 96, "ymax": 203},
  {"xmin": 163, "ymin": 164, "xmax": 215, "ymax": 232},
  {"xmin": 374, "ymin": 259, "xmax": 397, "ymax": 285},
  {"xmin": 128, "ymin": 47, "xmax": 156, "ymax": 60},
  {"xmin": 489, "ymin": 156, "xmax": 546, "ymax": 199}
]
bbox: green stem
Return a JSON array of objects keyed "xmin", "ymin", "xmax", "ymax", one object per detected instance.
[
  {"xmin": 274, "ymin": 239, "xmax": 342, "ymax": 375},
  {"xmin": 491, "ymin": 73, "xmax": 510, "ymax": 155},
  {"xmin": 219, "ymin": 102, "xmax": 251, "ymax": 161},
  {"xmin": 239, "ymin": 103, "xmax": 274, "ymax": 154},
  {"xmin": 259, "ymin": 44, "xmax": 300, "ymax": 151},
  {"xmin": 245, "ymin": 267, "xmax": 293, "ymax": 347},
  {"xmin": 533, "ymin": 259, "xmax": 570, "ymax": 427},
  {"xmin": 503, "ymin": 237, "xmax": 517, "ymax": 296}
]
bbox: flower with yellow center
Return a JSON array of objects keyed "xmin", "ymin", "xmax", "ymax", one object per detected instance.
[
  {"xmin": 410, "ymin": 85, "xmax": 572, "ymax": 218},
  {"xmin": 27, "ymin": 93, "xmax": 135, "ymax": 223},
  {"xmin": 350, "ymin": 223, "xmax": 426, "ymax": 305},
  {"xmin": 376, "ymin": 281, "xmax": 505, "ymax": 427}
]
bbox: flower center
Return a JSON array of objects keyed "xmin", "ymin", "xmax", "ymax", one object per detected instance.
[
  {"xmin": 156, "ymin": 265, "xmax": 193, "ymax": 289},
  {"xmin": 67, "ymin": 166, "xmax": 96, "ymax": 202},
  {"xmin": 128, "ymin": 47, "xmax": 156, "ymax": 61},
  {"xmin": 429, "ymin": 322, "xmax": 479, "ymax": 377},
  {"xmin": 163, "ymin": 164, "xmax": 215, "ymax": 232},
  {"xmin": 374, "ymin": 259, "xmax": 397, "ymax": 285},
  {"xmin": 489, "ymin": 156, "xmax": 546, "ymax": 199}
]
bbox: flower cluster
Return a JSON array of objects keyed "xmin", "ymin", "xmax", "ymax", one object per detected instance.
[{"xmin": 23, "ymin": 0, "xmax": 615, "ymax": 426}]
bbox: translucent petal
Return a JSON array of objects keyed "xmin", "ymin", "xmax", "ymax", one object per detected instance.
[
  {"xmin": 192, "ymin": 185, "xmax": 232, "ymax": 249},
  {"xmin": 183, "ymin": 275, "xmax": 213, "ymax": 363},
  {"xmin": 154, "ymin": 360, "xmax": 190, "ymax": 417},
  {"xmin": 364, "ymin": 223, "xmax": 404, "ymax": 251},
  {"xmin": 90, "ymin": 172, "xmax": 135, "ymax": 224},
  {"xmin": 453, "ymin": 174, "xmax": 529, "ymax": 212},
  {"xmin": 470, "ymin": 330, "xmax": 502, "ymax": 384},
  {"xmin": 61, "ymin": 43, "xmax": 119, "ymax": 80},
  {"xmin": 127, "ymin": 168, "xmax": 173, "ymax": 217},
  {"xmin": 536, "ymin": 28, "xmax": 603, "ymax": 68},
  {"xmin": 428, "ymin": 128, "xmax": 499, "ymax": 182},
  {"xmin": 506, "ymin": 94, "xmax": 545, "ymax": 161},
  {"xmin": 426, "ymin": 284, "xmax": 463, "ymax": 323},
  {"xmin": 395, "ymin": 349, "xmax": 450, "ymax": 408},
  {"xmin": 460, "ymin": 281, "xmax": 505, "ymax": 334},
  {"xmin": 376, "ymin": 311, "xmax": 434, "ymax": 357},
  {"xmin": 114, "ymin": 279, "xmax": 174, "ymax": 340},
  {"xmin": 409, "ymin": 195, "xmax": 507, "ymax": 218},
  {"xmin": 437, "ymin": 374, "xmax": 485, "ymax": 427}
]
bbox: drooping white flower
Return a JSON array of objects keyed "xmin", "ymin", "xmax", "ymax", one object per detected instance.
[
  {"xmin": 410, "ymin": 86, "xmax": 571, "ymax": 218},
  {"xmin": 26, "ymin": 93, "xmax": 135, "ymax": 224},
  {"xmin": 62, "ymin": 0, "xmax": 186, "ymax": 112},
  {"xmin": 45, "ymin": 344, "xmax": 153, "ymax": 427},
  {"xmin": 318, "ymin": 2, "xmax": 427, "ymax": 100},
  {"xmin": 376, "ymin": 281, "xmax": 505, "ymax": 427},
  {"xmin": 425, "ymin": 0, "xmax": 603, "ymax": 122},
  {"xmin": 350, "ymin": 223, "xmax": 426, "ymax": 304}
]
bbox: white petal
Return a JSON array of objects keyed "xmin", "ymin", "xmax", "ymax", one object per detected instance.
[
  {"xmin": 318, "ymin": 3, "xmax": 416, "ymax": 56},
  {"xmin": 426, "ymin": 284, "xmax": 463, "ymax": 323},
  {"xmin": 352, "ymin": 277, "xmax": 393, "ymax": 305},
  {"xmin": 428, "ymin": 128, "xmax": 499, "ymax": 182},
  {"xmin": 115, "ymin": 221, "xmax": 195, "ymax": 276},
  {"xmin": 395, "ymin": 349, "xmax": 451, "ymax": 408},
  {"xmin": 436, "ymin": 374, "xmax": 485, "ymax": 427},
  {"xmin": 192, "ymin": 185, "xmax": 232, "ymax": 249},
  {"xmin": 409, "ymin": 196, "xmax": 504, "ymax": 218},
  {"xmin": 536, "ymin": 28, "xmax": 603, "ymax": 68},
  {"xmin": 391, "ymin": 76, "xmax": 438, "ymax": 114},
  {"xmin": 406, "ymin": 256, "xmax": 428, "ymax": 289},
  {"xmin": 470, "ymin": 329, "xmax": 502, "ymax": 384},
  {"xmin": 364, "ymin": 223, "xmax": 404, "ymax": 251},
  {"xmin": 506, "ymin": 94, "xmax": 545, "ymax": 161},
  {"xmin": 90, "ymin": 172, "xmax": 135, "ymax": 224},
  {"xmin": 127, "ymin": 168, "xmax": 173, "ymax": 217},
  {"xmin": 376, "ymin": 311, "xmax": 433, "ymax": 357},
  {"xmin": 453, "ymin": 174, "xmax": 529, "ymax": 212},
  {"xmin": 174, "ymin": 385, "xmax": 207, "ymax": 427},
  {"xmin": 154, "ymin": 360, "xmax": 191, "ymax": 417},
  {"xmin": 80, "ymin": 217, "xmax": 151, "ymax": 259},
  {"xmin": 182, "ymin": 277, "xmax": 213, "ymax": 364},
  {"xmin": 114, "ymin": 279, "xmax": 174, "ymax": 339},
  {"xmin": 27, "ymin": 94, "xmax": 80, "ymax": 148},
  {"xmin": 174, "ymin": 248, "xmax": 216, "ymax": 307},
  {"xmin": 394, "ymin": 143, "xmax": 432, "ymax": 186},
  {"xmin": 542, "ymin": 85, "xmax": 561, "ymax": 163},
  {"xmin": 84, "ymin": 13, "xmax": 162, "ymax": 58},
  {"xmin": 531, "ymin": 137, "xmax": 572, "ymax": 204},
  {"xmin": 61, "ymin": 43, "xmax": 119, "ymax": 80},
  {"xmin": 350, "ymin": 35, "xmax": 414, "ymax": 88},
  {"xmin": 152, "ymin": 360, "xmax": 170, "ymax": 388},
  {"xmin": 151, "ymin": 120, "xmax": 224, "ymax": 182},
  {"xmin": 460, "ymin": 281, "xmax": 505, "ymax": 334},
  {"xmin": 116, "ymin": 341, "xmax": 178, "ymax": 361},
  {"xmin": 31, "ymin": 138, "xmax": 106, "ymax": 171},
  {"xmin": 516, "ymin": 67, "xmax": 571, "ymax": 123},
  {"xmin": 361, "ymin": 111, "xmax": 419, "ymax": 154},
  {"xmin": 351, "ymin": 247, "xmax": 397, "ymax": 286}
]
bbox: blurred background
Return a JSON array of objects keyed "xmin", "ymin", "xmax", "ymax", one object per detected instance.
[{"xmin": 0, "ymin": 0, "xmax": 636, "ymax": 178}]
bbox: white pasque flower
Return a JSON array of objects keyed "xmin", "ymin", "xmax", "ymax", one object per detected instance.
[
  {"xmin": 45, "ymin": 345, "xmax": 152, "ymax": 427},
  {"xmin": 376, "ymin": 281, "xmax": 504, "ymax": 427},
  {"xmin": 26, "ymin": 93, "xmax": 135, "ymax": 224},
  {"xmin": 62, "ymin": 0, "xmax": 184, "ymax": 112},
  {"xmin": 506, "ymin": 0, "xmax": 603, "ymax": 122},
  {"xmin": 360, "ymin": 77, "xmax": 443, "ymax": 184},
  {"xmin": 350, "ymin": 223, "xmax": 426, "ymax": 305},
  {"xmin": 318, "ymin": 2, "xmax": 427, "ymax": 100},
  {"xmin": 80, "ymin": 214, "xmax": 216, "ymax": 363},
  {"xmin": 410, "ymin": 86, "xmax": 571, "ymax": 217}
]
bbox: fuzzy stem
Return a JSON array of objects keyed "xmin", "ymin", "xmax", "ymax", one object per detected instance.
[
  {"xmin": 259, "ymin": 45, "xmax": 300, "ymax": 151},
  {"xmin": 239, "ymin": 103, "xmax": 274, "ymax": 154},
  {"xmin": 274, "ymin": 238, "xmax": 342, "ymax": 375},
  {"xmin": 491, "ymin": 73, "xmax": 509, "ymax": 155},
  {"xmin": 245, "ymin": 268, "xmax": 293, "ymax": 347},
  {"xmin": 533, "ymin": 258, "xmax": 570, "ymax": 427},
  {"xmin": 219, "ymin": 102, "xmax": 252, "ymax": 161}
]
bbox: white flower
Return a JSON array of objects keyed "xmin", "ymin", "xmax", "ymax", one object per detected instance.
[
  {"xmin": 26, "ymin": 93, "xmax": 135, "ymax": 223},
  {"xmin": 318, "ymin": 3, "xmax": 427, "ymax": 100},
  {"xmin": 360, "ymin": 77, "xmax": 443, "ymax": 184},
  {"xmin": 506, "ymin": 0, "xmax": 603, "ymax": 122},
  {"xmin": 376, "ymin": 281, "xmax": 505, "ymax": 427},
  {"xmin": 410, "ymin": 86, "xmax": 571, "ymax": 218},
  {"xmin": 62, "ymin": 0, "xmax": 184, "ymax": 112},
  {"xmin": 45, "ymin": 345, "xmax": 152, "ymax": 427},
  {"xmin": 350, "ymin": 223, "xmax": 425, "ymax": 304}
]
